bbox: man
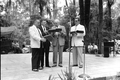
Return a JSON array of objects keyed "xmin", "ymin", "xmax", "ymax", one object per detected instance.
[
  {"xmin": 29, "ymin": 16, "xmax": 46, "ymax": 72},
  {"xmin": 14, "ymin": 41, "xmax": 22, "ymax": 53},
  {"xmin": 92, "ymin": 43, "xmax": 98, "ymax": 55},
  {"xmin": 40, "ymin": 20, "xmax": 51, "ymax": 68},
  {"xmin": 70, "ymin": 18, "xmax": 86, "ymax": 68},
  {"xmin": 52, "ymin": 20, "xmax": 66, "ymax": 67},
  {"xmin": 88, "ymin": 43, "xmax": 93, "ymax": 54}
]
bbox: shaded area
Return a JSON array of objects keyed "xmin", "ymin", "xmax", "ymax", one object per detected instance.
[
  {"xmin": 0, "ymin": 26, "xmax": 16, "ymax": 54},
  {"xmin": 1, "ymin": 26, "xmax": 16, "ymax": 36}
]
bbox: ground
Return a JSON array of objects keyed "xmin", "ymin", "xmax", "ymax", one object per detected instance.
[{"xmin": 1, "ymin": 52, "xmax": 120, "ymax": 80}]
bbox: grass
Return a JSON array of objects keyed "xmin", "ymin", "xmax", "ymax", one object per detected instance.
[{"xmin": 48, "ymin": 67, "xmax": 76, "ymax": 80}]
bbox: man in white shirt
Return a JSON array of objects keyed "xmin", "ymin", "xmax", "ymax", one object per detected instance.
[
  {"xmin": 92, "ymin": 43, "xmax": 98, "ymax": 55},
  {"xmin": 29, "ymin": 16, "xmax": 46, "ymax": 72},
  {"xmin": 71, "ymin": 18, "xmax": 86, "ymax": 68},
  {"xmin": 88, "ymin": 43, "xmax": 93, "ymax": 54}
]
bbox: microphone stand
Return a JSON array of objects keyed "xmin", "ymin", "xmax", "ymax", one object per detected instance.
[
  {"xmin": 68, "ymin": 18, "xmax": 72, "ymax": 74},
  {"xmin": 78, "ymin": 41, "xmax": 90, "ymax": 80}
]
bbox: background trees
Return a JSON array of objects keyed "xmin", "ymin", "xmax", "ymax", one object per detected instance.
[{"xmin": 1, "ymin": 0, "xmax": 120, "ymax": 50}]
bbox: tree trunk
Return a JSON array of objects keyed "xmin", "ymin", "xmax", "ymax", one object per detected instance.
[
  {"xmin": 85, "ymin": 0, "xmax": 91, "ymax": 31},
  {"xmin": 79, "ymin": 0, "xmax": 85, "ymax": 25},
  {"xmin": 53, "ymin": 0, "xmax": 58, "ymax": 19},
  {"xmin": 73, "ymin": 0, "xmax": 76, "ymax": 26},
  {"xmin": 107, "ymin": 0, "xmax": 113, "ymax": 31},
  {"xmin": 79, "ymin": 0, "xmax": 91, "ymax": 52},
  {"xmin": 98, "ymin": 0, "xmax": 103, "ymax": 54},
  {"xmin": 73, "ymin": 0, "xmax": 75, "ymax": 6},
  {"xmin": 65, "ymin": 0, "xmax": 68, "ymax": 7},
  {"xmin": 85, "ymin": 0, "xmax": 91, "ymax": 52},
  {"xmin": 39, "ymin": 3, "xmax": 43, "ymax": 16}
]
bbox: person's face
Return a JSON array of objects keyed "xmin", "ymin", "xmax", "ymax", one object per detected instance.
[
  {"xmin": 41, "ymin": 21, "xmax": 46, "ymax": 26},
  {"xmin": 75, "ymin": 19, "xmax": 79, "ymax": 25},
  {"xmin": 54, "ymin": 22, "xmax": 58, "ymax": 27},
  {"xmin": 34, "ymin": 19, "xmax": 40, "ymax": 27}
]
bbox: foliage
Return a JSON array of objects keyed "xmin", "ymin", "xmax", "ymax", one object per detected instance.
[
  {"xmin": 115, "ymin": 16, "xmax": 120, "ymax": 39},
  {"xmin": 63, "ymin": 4, "xmax": 77, "ymax": 26},
  {"xmin": 88, "ymin": 0, "xmax": 120, "ymax": 44},
  {"xmin": 1, "ymin": 0, "xmax": 120, "ymax": 48},
  {"xmin": 86, "ymin": 1, "xmax": 99, "ymax": 44},
  {"xmin": 1, "ymin": 0, "xmax": 31, "ymax": 47},
  {"xmin": 0, "ymin": 15, "xmax": 12, "ymax": 27},
  {"xmin": 34, "ymin": 0, "xmax": 51, "ymax": 17},
  {"xmin": 48, "ymin": 69, "xmax": 76, "ymax": 80}
]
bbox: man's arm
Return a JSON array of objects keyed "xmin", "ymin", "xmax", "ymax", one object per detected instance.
[
  {"xmin": 60, "ymin": 26, "xmax": 66, "ymax": 37},
  {"xmin": 76, "ymin": 25, "xmax": 86, "ymax": 37},
  {"xmin": 70, "ymin": 26, "xmax": 77, "ymax": 36}
]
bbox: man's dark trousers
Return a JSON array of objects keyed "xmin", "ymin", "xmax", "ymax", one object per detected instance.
[
  {"xmin": 43, "ymin": 40, "xmax": 50, "ymax": 67},
  {"xmin": 31, "ymin": 48, "xmax": 41, "ymax": 70}
]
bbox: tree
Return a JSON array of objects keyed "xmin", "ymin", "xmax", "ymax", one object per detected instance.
[
  {"xmin": 34, "ymin": 0, "xmax": 47, "ymax": 16},
  {"xmin": 79, "ymin": 0, "xmax": 85, "ymax": 25},
  {"xmin": 107, "ymin": 0, "xmax": 114, "ymax": 31},
  {"xmin": 79, "ymin": 0, "xmax": 91, "ymax": 52},
  {"xmin": 32, "ymin": 0, "xmax": 51, "ymax": 18},
  {"xmin": 79, "ymin": 0, "xmax": 91, "ymax": 31},
  {"xmin": 65, "ymin": 0, "xmax": 68, "ymax": 7},
  {"xmin": 52, "ymin": 0, "xmax": 58, "ymax": 19},
  {"xmin": 98, "ymin": 0, "xmax": 103, "ymax": 54},
  {"xmin": 85, "ymin": 0, "xmax": 91, "ymax": 30}
]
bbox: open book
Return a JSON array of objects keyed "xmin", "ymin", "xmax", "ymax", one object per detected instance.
[
  {"xmin": 70, "ymin": 30, "xmax": 84, "ymax": 34},
  {"xmin": 48, "ymin": 28, "xmax": 62, "ymax": 33},
  {"xmin": 43, "ymin": 34, "xmax": 53, "ymax": 41}
]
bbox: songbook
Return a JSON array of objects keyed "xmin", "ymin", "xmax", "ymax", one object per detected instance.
[
  {"xmin": 76, "ymin": 30, "xmax": 84, "ymax": 33},
  {"xmin": 70, "ymin": 31, "xmax": 76, "ymax": 34},
  {"xmin": 48, "ymin": 28, "xmax": 62, "ymax": 33},
  {"xmin": 43, "ymin": 34, "xmax": 53, "ymax": 41},
  {"xmin": 70, "ymin": 30, "xmax": 84, "ymax": 34}
]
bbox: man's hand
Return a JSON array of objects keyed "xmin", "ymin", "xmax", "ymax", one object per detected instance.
[
  {"xmin": 72, "ymin": 32, "xmax": 77, "ymax": 36},
  {"xmin": 44, "ymin": 30, "xmax": 48, "ymax": 34},
  {"xmin": 55, "ymin": 32, "xmax": 59, "ymax": 36},
  {"xmin": 41, "ymin": 38, "xmax": 46, "ymax": 42}
]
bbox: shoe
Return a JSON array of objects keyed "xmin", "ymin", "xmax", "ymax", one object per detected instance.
[
  {"xmin": 46, "ymin": 65, "xmax": 51, "ymax": 68},
  {"xmin": 58, "ymin": 64, "xmax": 63, "ymax": 67},
  {"xmin": 39, "ymin": 67, "xmax": 44, "ymax": 70},
  {"xmin": 52, "ymin": 64, "xmax": 57, "ymax": 67},
  {"xmin": 72, "ymin": 64, "xmax": 78, "ymax": 67},
  {"xmin": 32, "ymin": 69, "xmax": 38, "ymax": 72},
  {"xmin": 79, "ymin": 65, "xmax": 83, "ymax": 68}
]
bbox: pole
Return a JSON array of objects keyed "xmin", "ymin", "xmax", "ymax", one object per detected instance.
[
  {"xmin": 68, "ymin": 18, "xmax": 72, "ymax": 74},
  {"xmin": 78, "ymin": 0, "xmax": 90, "ymax": 79},
  {"xmin": 78, "ymin": 41, "xmax": 90, "ymax": 80}
]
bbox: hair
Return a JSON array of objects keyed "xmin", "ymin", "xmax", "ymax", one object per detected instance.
[
  {"xmin": 29, "ymin": 15, "xmax": 41, "ymax": 26},
  {"xmin": 75, "ymin": 18, "xmax": 80, "ymax": 21},
  {"xmin": 40, "ymin": 19, "xmax": 46, "ymax": 23}
]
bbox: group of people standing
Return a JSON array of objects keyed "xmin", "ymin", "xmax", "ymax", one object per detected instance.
[{"xmin": 29, "ymin": 15, "xmax": 86, "ymax": 72}]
